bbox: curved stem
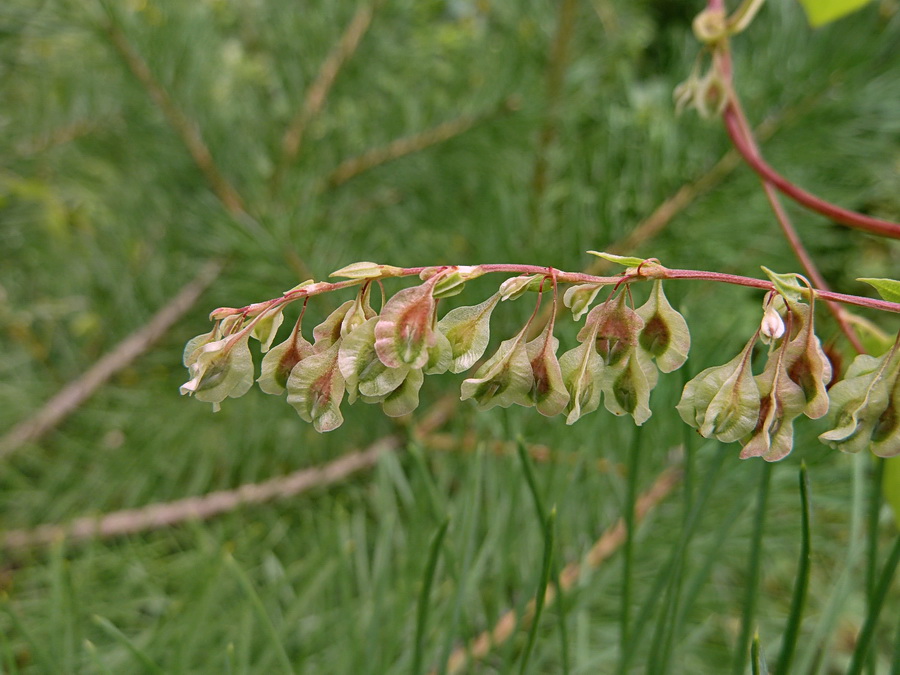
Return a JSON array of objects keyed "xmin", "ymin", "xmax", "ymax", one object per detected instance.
[{"xmin": 723, "ymin": 104, "xmax": 900, "ymax": 238}]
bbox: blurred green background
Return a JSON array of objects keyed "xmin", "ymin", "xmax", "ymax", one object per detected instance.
[{"xmin": 1, "ymin": 0, "xmax": 899, "ymax": 672}]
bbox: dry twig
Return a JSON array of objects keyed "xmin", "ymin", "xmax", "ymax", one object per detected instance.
[
  {"xmin": 1, "ymin": 396, "xmax": 455, "ymax": 550},
  {"xmin": 272, "ymin": 2, "xmax": 376, "ymax": 190},
  {"xmin": 104, "ymin": 21, "xmax": 247, "ymax": 216},
  {"xmin": 0, "ymin": 261, "xmax": 222, "ymax": 460}
]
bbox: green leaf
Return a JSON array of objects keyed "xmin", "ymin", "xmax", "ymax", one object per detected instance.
[
  {"xmin": 797, "ymin": 0, "xmax": 872, "ymax": 27},
  {"xmin": 286, "ymin": 339, "xmax": 346, "ymax": 432},
  {"xmin": 636, "ymin": 280, "xmax": 691, "ymax": 373},
  {"xmin": 460, "ymin": 328, "xmax": 534, "ymax": 410},
  {"xmin": 436, "ymin": 292, "xmax": 501, "ymax": 373},
  {"xmin": 677, "ymin": 334, "xmax": 760, "ymax": 443},
  {"xmin": 884, "ymin": 457, "xmax": 900, "ymax": 528},
  {"xmin": 587, "ymin": 250, "xmax": 645, "ymax": 267},
  {"xmin": 375, "ymin": 282, "xmax": 438, "ymax": 369},
  {"xmin": 858, "ymin": 277, "xmax": 900, "ymax": 304},
  {"xmin": 329, "ymin": 261, "xmax": 403, "ymax": 279},
  {"xmin": 761, "ymin": 266, "xmax": 806, "ymax": 302}
]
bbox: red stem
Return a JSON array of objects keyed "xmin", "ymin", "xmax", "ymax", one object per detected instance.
[
  {"xmin": 214, "ymin": 264, "xmax": 900, "ymax": 317},
  {"xmin": 723, "ymin": 105, "xmax": 900, "ymax": 238}
]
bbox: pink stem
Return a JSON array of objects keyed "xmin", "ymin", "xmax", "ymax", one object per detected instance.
[
  {"xmin": 723, "ymin": 105, "xmax": 900, "ymax": 238},
  {"xmin": 214, "ymin": 264, "xmax": 900, "ymax": 317}
]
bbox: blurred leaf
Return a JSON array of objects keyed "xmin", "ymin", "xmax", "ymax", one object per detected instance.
[
  {"xmin": 858, "ymin": 278, "xmax": 900, "ymax": 304},
  {"xmin": 797, "ymin": 0, "xmax": 872, "ymax": 27}
]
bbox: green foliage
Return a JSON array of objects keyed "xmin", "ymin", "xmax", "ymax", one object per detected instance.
[
  {"xmin": 797, "ymin": 0, "xmax": 873, "ymax": 27},
  {"xmin": 3, "ymin": 0, "xmax": 900, "ymax": 672}
]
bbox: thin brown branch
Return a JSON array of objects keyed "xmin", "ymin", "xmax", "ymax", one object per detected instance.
[
  {"xmin": 103, "ymin": 21, "xmax": 247, "ymax": 217},
  {"xmin": 1, "ymin": 396, "xmax": 456, "ymax": 550},
  {"xmin": 438, "ymin": 464, "xmax": 683, "ymax": 675},
  {"xmin": 272, "ymin": 2, "xmax": 376, "ymax": 190},
  {"xmin": 324, "ymin": 98, "xmax": 520, "ymax": 190},
  {"xmin": 423, "ymin": 432, "xmax": 622, "ymax": 475},
  {"xmin": 0, "ymin": 261, "xmax": 223, "ymax": 460},
  {"xmin": 530, "ymin": 0, "xmax": 578, "ymax": 225}
]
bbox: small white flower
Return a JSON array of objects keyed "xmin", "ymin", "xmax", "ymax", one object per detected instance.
[{"xmin": 760, "ymin": 305, "xmax": 786, "ymax": 343}]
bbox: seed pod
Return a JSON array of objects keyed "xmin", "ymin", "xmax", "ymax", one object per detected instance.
[
  {"xmin": 338, "ymin": 317, "xmax": 409, "ymax": 403},
  {"xmin": 180, "ymin": 335, "xmax": 255, "ymax": 412},
  {"xmin": 436, "ymin": 292, "xmax": 502, "ymax": 373},
  {"xmin": 559, "ymin": 324, "xmax": 605, "ymax": 425},
  {"xmin": 819, "ymin": 340, "xmax": 900, "ymax": 457},
  {"xmin": 739, "ymin": 335, "xmax": 807, "ymax": 462},
  {"xmin": 460, "ymin": 327, "xmax": 534, "ymax": 411},
  {"xmin": 636, "ymin": 280, "xmax": 690, "ymax": 373},
  {"xmin": 258, "ymin": 320, "xmax": 314, "ymax": 395},
  {"xmin": 286, "ymin": 340, "xmax": 346, "ymax": 432},
  {"xmin": 677, "ymin": 333, "xmax": 760, "ymax": 443},
  {"xmin": 375, "ymin": 280, "xmax": 439, "ymax": 370},
  {"xmin": 563, "ymin": 283, "xmax": 605, "ymax": 321}
]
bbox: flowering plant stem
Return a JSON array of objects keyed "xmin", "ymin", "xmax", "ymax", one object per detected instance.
[{"xmin": 213, "ymin": 264, "xmax": 900, "ymax": 320}]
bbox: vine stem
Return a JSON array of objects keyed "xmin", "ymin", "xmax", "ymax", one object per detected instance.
[
  {"xmin": 723, "ymin": 106, "xmax": 900, "ymax": 238},
  {"xmin": 211, "ymin": 264, "xmax": 900, "ymax": 319}
]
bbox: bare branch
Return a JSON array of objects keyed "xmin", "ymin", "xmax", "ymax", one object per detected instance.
[
  {"xmin": 530, "ymin": 0, "xmax": 578, "ymax": 226},
  {"xmin": 0, "ymin": 261, "xmax": 222, "ymax": 460},
  {"xmin": 325, "ymin": 98, "xmax": 519, "ymax": 189},
  {"xmin": 272, "ymin": 2, "xmax": 376, "ymax": 190},
  {"xmin": 103, "ymin": 21, "xmax": 248, "ymax": 217},
  {"xmin": 1, "ymin": 396, "xmax": 455, "ymax": 550}
]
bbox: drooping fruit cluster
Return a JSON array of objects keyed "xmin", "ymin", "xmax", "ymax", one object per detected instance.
[{"xmin": 181, "ymin": 257, "xmax": 900, "ymax": 461}]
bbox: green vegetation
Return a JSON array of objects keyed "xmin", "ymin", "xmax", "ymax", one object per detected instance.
[{"xmin": 1, "ymin": 0, "xmax": 898, "ymax": 672}]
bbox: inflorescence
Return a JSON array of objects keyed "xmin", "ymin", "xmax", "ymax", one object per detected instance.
[{"xmin": 181, "ymin": 254, "xmax": 900, "ymax": 461}]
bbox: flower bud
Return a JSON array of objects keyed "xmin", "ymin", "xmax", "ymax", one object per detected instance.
[{"xmin": 760, "ymin": 303, "xmax": 786, "ymax": 344}]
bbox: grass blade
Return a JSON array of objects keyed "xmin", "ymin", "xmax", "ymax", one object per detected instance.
[
  {"xmin": 775, "ymin": 462, "xmax": 812, "ymax": 675},
  {"xmin": 516, "ymin": 439, "xmax": 569, "ymax": 674},
  {"xmin": 618, "ymin": 427, "xmax": 642, "ymax": 673},
  {"xmin": 731, "ymin": 461, "xmax": 773, "ymax": 675},
  {"xmin": 437, "ymin": 444, "xmax": 485, "ymax": 675},
  {"xmin": 751, "ymin": 632, "xmax": 769, "ymax": 675},
  {"xmin": 863, "ymin": 456, "xmax": 884, "ymax": 675},
  {"xmin": 224, "ymin": 554, "xmax": 295, "ymax": 675},
  {"xmin": 1, "ymin": 601, "xmax": 61, "ymax": 674},
  {"xmin": 845, "ymin": 533, "xmax": 900, "ymax": 675},
  {"xmin": 412, "ymin": 519, "xmax": 450, "ymax": 675},
  {"xmin": 518, "ymin": 508, "xmax": 556, "ymax": 675},
  {"xmin": 92, "ymin": 615, "xmax": 165, "ymax": 674}
]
